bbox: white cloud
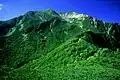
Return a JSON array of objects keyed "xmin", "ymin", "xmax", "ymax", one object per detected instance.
[
  {"xmin": 0, "ymin": 4, "xmax": 3, "ymax": 11},
  {"xmin": 0, "ymin": 4, "xmax": 3, "ymax": 7}
]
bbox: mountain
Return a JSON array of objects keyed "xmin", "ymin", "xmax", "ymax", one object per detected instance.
[{"xmin": 0, "ymin": 9, "xmax": 120, "ymax": 80}]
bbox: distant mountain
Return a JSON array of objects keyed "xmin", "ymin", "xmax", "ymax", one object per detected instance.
[{"xmin": 0, "ymin": 9, "xmax": 120, "ymax": 80}]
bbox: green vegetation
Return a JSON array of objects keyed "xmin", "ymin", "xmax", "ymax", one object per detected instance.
[
  {"xmin": 7, "ymin": 37, "xmax": 120, "ymax": 80},
  {"xmin": 0, "ymin": 9, "xmax": 120, "ymax": 80}
]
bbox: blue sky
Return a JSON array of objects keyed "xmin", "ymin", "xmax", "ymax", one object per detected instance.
[{"xmin": 0, "ymin": 0, "xmax": 120, "ymax": 23}]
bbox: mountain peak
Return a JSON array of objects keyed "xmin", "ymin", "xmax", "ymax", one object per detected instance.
[
  {"xmin": 1, "ymin": 9, "xmax": 120, "ymax": 80},
  {"xmin": 25, "ymin": 11, "xmax": 37, "ymax": 16},
  {"xmin": 46, "ymin": 8, "xmax": 56, "ymax": 12},
  {"xmin": 59, "ymin": 11, "xmax": 89, "ymax": 21},
  {"xmin": 43, "ymin": 9, "xmax": 59, "ymax": 16}
]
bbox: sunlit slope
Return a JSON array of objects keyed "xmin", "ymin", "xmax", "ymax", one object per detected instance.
[
  {"xmin": 0, "ymin": 9, "xmax": 120, "ymax": 80},
  {"xmin": 8, "ymin": 35, "xmax": 120, "ymax": 80}
]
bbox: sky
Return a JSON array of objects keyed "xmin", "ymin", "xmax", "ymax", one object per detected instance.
[{"xmin": 0, "ymin": 0, "xmax": 120, "ymax": 23}]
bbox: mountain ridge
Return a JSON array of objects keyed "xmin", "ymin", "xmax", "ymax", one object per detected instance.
[{"xmin": 0, "ymin": 9, "xmax": 120, "ymax": 80}]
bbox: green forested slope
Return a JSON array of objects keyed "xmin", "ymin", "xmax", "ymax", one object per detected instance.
[
  {"xmin": 8, "ymin": 36, "xmax": 120, "ymax": 80},
  {"xmin": 0, "ymin": 9, "xmax": 120, "ymax": 80}
]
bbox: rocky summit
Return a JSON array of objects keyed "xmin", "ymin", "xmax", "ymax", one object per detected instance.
[{"xmin": 0, "ymin": 9, "xmax": 120, "ymax": 80}]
